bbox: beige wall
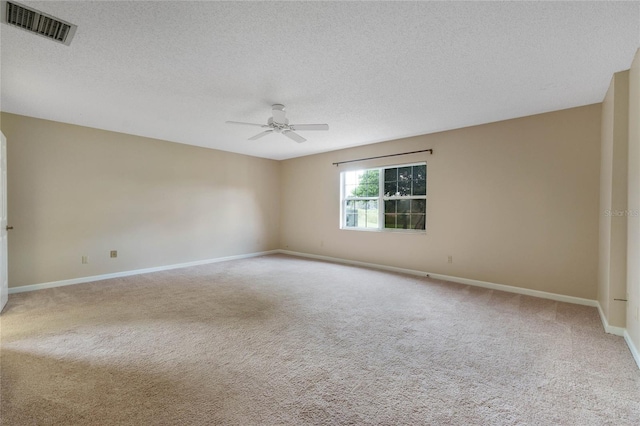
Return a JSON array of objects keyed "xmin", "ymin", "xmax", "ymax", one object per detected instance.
[
  {"xmin": 627, "ymin": 49, "xmax": 640, "ymax": 354},
  {"xmin": 1, "ymin": 113, "xmax": 281, "ymax": 288},
  {"xmin": 0, "ymin": 105, "xmax": 604, "ymax": 301},
  {"xmin": 281, "ymin": 105, "xmax": 601, "ymax": 299},
  {"xmin": 599, "ymin": 71, "xmax": 629, "ymax": 328}
]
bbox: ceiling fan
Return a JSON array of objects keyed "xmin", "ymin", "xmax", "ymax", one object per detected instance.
[{"xmin": 226, "ymin": 104, "xmax": 329, "ymax": 143}]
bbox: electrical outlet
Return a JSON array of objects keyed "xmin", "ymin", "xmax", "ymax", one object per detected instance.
[
  {"xmin": 448, "ymin": 255, "xmax": 453, "ymax": 264},
  {"xmin": 82, "ymin": 256, "xmax": 88, "ymax": 264},
  {"xmin": 110, "ymin": 250, "xmax": 117, "ymax": 258}
]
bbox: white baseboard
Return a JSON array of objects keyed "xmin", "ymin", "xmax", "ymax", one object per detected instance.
[
  {"xmin": 278, "ymin": 250, "xmax": 598, "ymax": 307},
  {"xmin": 10, "ymin": 248, "xmax": 599, "ymax": 308},
  {"xmin": 8, "ymin": 250, "xmax": 279, "ymax": 294},
  {"xmin": 624, "ymin": 331, "xmax": 640, "ymax": 370},
  {"xmin": 596, "ymin": 302, "xmax": 626, "ymax": 336}
]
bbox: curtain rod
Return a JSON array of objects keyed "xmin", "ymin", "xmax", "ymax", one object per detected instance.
[{"xmin": 332, "ymin": 149, "xmax": 433, "ymax": 166}]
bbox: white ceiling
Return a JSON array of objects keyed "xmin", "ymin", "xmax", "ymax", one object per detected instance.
[{"xmin": 1, "ymin": 1, "xmax": 639, "ymax": 160}]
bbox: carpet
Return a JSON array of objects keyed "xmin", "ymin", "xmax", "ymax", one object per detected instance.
[{"xmin": 1, "ymin": 254, "xmax": 638, "ymax": 425}]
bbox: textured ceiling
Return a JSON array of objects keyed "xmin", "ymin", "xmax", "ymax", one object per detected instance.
[{"xmin": 1, "ymin": 1, "xmax": 639, "ymax": 160}]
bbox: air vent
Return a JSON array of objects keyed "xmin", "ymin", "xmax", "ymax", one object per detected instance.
[{"xmin": 1, "ymin": 1, "xmax": 77, "ymax": 46}]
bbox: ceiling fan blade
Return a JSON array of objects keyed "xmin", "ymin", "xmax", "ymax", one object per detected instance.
[
  {"xmin": 226, "ymin": 121, "xmax": 268, "ymax": 128},
  {"xmin": 248, "ymin": 130, "xmax": 274, "ymax": 140},
  {"xmin": 283, "ymin": 130, "xmax": 306, "ymax": 143},
  {"xmin": 289, "ymin": 124, "xmax": 329, "ymax": 131}
]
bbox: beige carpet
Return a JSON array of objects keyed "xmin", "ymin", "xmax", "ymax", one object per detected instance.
[{"xmin": 1, "ymin": 254, "xmax": 638, "ymax": 425}]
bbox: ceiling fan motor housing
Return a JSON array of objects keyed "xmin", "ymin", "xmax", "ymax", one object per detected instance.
[{"xmin": 271, "ymin": 104, "xmax": 288, "ymax": 126}]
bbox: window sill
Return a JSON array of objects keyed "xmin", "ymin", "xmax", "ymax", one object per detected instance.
[{"xmin": 340, "ymin": 227, "xmax": 426, "ymax": 234}]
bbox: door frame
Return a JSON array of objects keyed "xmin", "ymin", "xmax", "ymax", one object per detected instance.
[{"xmin": 1, "ymin": 131, "xmax": 8, "ymax": 312}]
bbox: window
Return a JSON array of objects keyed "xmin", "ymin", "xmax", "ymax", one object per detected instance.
[{"xmin": 341, "ymin": 163, "xmax": 426, "ymax": 231}]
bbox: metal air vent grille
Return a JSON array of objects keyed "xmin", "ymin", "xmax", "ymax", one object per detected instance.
[{"xmin": 1, "ymin": 1, "xmax": 77, "ymax": 46}]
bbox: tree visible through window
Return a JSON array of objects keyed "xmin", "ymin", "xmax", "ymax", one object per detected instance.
[
  {"xmin": 343, "ymin": 169, "xmax": 379, "ymax": 229},
  {"xmin": 341, "ymin": 163, "xmax": 426, "ymax": 231}
]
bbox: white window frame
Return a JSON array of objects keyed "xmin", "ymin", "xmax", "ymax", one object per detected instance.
[{"xmin": 340, "ymin": 162, "xmax": 427, "ymax": 232}]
